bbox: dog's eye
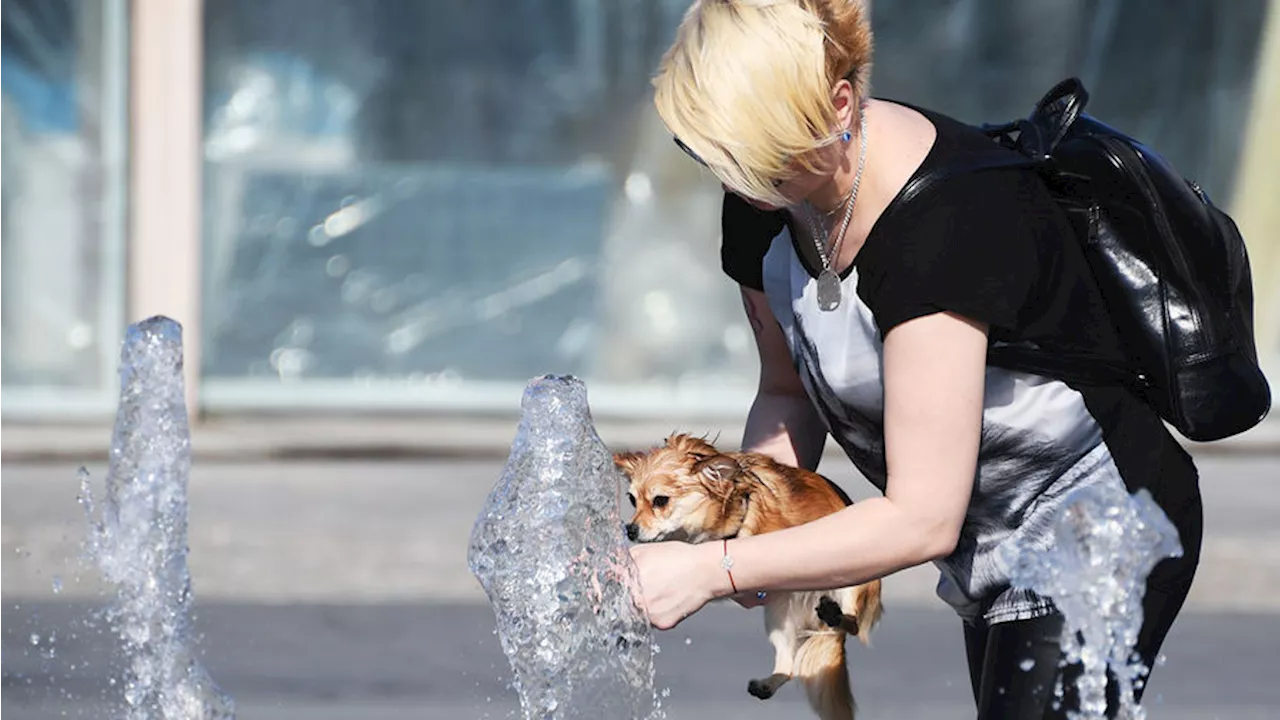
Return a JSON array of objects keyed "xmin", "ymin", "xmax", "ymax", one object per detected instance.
[
  {"xmin": 627, "ymin": 493, "xmax": 636, "ymax": 507},
  {"xmin": 652, "ymin": 495, "xmax": 669, "ymax": 508}
]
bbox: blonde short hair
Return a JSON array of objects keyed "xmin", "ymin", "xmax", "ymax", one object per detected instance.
[{"xmin": 653, "ymin": 0, "xmax": 874, "ymax": 206}]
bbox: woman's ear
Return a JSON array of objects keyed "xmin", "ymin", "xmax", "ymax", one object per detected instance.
[{"xmin": 831, "ymin": 78, "xmax": 857, "ymax": 133}]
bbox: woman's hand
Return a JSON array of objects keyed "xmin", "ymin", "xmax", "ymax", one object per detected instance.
[{"xmin": 629, "ymin": 541, "xmax": 725, "ymax": 630}]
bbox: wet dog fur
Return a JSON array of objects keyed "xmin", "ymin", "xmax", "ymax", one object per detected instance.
[{"xmin": 615, "ymin": 433, "xmax": 883, "ymax": 720}]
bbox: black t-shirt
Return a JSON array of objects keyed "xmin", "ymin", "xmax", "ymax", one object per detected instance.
[
  {"xmin": 720, "ymin": 101, "xmax": 1201, "ymax": 616},
  {"xmin": 725, "ymin": 104, "xmax": 1119, "ymax": 355}
]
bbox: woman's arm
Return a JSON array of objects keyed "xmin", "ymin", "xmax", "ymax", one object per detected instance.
[
  {"xmin": 710, "ymin": 308, "xmax": 986, "ymax": 589},
  {"xmin": 738, "ymin": 287, "xmax": 827, "ymax": 470},
  {"xmin": 631, "ymin": 310, "xmax": 987, "ymax": 628}
]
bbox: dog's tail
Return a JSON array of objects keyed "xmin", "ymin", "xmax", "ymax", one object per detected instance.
[{"xmin": 794, "ymin": 630, "xmax": 854, "ymax": 720}]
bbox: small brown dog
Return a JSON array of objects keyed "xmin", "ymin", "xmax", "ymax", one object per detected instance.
[{"xmin": 614, "ymin": 434, "xmax": 883, "ymax": 720}]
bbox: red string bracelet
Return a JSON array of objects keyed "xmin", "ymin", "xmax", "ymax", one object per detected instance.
[{"xmin": 721, "ymin": 538, "xmax": 739, "ymax": 594}]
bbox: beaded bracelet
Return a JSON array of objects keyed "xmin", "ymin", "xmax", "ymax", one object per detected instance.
[{"xmin": 721, "ymin": 538, "xmax": 738, "ymax": 594}]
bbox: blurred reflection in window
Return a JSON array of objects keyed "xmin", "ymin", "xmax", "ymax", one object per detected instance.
[
  {"xmin": 2, "ymin": 0, "xmax": 127, "ymax": 409},
  {"xmin": 199, "ymin": 0, "xmax": 1268, "ymax": 412},
  {"xmin": 200, "ymin": 0, "xmax": 745, "ymax": 410}
]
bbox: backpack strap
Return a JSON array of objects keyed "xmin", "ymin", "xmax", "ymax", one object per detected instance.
[
  {"xmin": 896, "ymin": 153, "xmax": 1042, "ymax": 207},
  {"xmin": 901, "ymin": 76, "xmax": 1093, "ymax": 198}
]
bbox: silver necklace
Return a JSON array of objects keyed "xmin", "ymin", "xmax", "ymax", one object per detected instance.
[{"xmin": 803, "ymin": 104, "xmax": 868, "ymax": 312}]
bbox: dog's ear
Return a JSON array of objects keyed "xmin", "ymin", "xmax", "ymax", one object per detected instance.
[
  {"xmin": 613, "ymin": 451, "xmax": 640, "ymax": 477},
  {"xmin": 693, "ymin": 454, "xmax": 741, "ymax": 484},
  {"xmin": 694, "ymin": 455, "xmax": 744, "ymax": 502}
]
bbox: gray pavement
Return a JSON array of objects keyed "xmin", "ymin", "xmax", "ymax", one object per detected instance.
[
  {"xmin": 3, "ymin": 452, "xmax": 1280, "ymax": 718},
  {"xmin": 4, "ymin": 413, "xmax": 1280, "ymax": 464},
  {"xmin": 4, "ymin": 455, "xmax": 1279, "ymax": 609},
  {"xmin": 3, "ymin": 601, "xmax": 1278, "ymax": 719}
]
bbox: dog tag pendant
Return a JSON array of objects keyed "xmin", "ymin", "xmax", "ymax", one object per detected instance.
[{"xmin": 816, "ymin": 269, "xmax": 842, "ymax": 311}]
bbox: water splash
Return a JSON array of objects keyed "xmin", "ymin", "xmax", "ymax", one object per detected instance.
[
  {"xmin": 1002, "ymin": 482, "xmax": 1183, "ymax": 720},
  {"xmin": 80, "ymin": 316, "xmax": 236, "ymax": 719},
  {"xmin": 467, "ymin": 375, "xmax": 659, "ymax": 719}
]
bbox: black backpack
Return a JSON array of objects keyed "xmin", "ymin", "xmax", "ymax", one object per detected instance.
[{"xmin": 910, "ymin": 78, "xmax": 1271, "ymax": 442}]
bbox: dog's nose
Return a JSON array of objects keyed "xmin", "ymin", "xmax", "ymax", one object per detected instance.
[{"xmin": 625, "ymin": 523, "xmax": 639, "ymax": 541}]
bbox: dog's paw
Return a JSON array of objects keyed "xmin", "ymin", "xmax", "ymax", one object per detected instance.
[
  {"xmin": 747, "ymin": 678, "xmax": 776, "ymax": 700},
  {"xmin": 747, "ymin": 672, "xmax": 790, "ymax": 700},
  {"xmin": 816, "ymin": 596, "xmax": 843, "ymax": 628},
  {"xmin": 816, "ymin": 596, "xmax": 861, "ymax": 636}
]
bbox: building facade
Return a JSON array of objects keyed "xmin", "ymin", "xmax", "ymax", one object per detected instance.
[{"xmin": 4, "ymin": 0, "xmax": 1278, "ymax": 425}]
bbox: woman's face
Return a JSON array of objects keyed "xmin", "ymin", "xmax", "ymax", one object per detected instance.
[{"xmin": 730, "ymin": 140, "xmax": 844, "ymax": 212}]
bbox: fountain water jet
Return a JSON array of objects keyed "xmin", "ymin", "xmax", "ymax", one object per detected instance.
[
  {"xmin": 1001, "ymin": 481, "xmax": 1183, "ymax": 720},
  {"xmin": 468, "ymin": 375, "xmax": 659, "ymax": 719},
  {"xmin": 80, "ymin": 316, "xmax": 235, "ymax": 719}
]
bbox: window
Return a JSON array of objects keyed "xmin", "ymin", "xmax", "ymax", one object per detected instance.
[
  {"xmin": 195, "ymin": 0, "xmax": 1273, "ymax": 416},
  {"xmin": 2, "ymin": 0, "xmax": 129, "ymax": 417},
  {"xmin": 198, "ymin": 0, "xmax": 754, "ymax": 415}
]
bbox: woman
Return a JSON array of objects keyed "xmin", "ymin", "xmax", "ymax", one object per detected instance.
[{"xmin": 628, "ymin": 1, "xmax": 1203, "ymax": 717}]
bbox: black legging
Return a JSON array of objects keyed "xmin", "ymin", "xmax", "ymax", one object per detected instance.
[{"xmin": 964, "ymin": 492, "xmax": 1203, "ymax": 719}]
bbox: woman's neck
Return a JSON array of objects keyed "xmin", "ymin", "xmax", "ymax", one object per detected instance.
[{"xmin": 806, "ymin": 104, "xmax": 872, "ymax": 215}]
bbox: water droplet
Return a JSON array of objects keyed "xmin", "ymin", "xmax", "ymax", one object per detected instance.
[
  {"xmin": 683, "ymin": 637, "xmax": 692, "ymax": 646},
  {"xmin": 625, "ymin": 172, "xmax": 653, "ymax": 204},
  {"xmin": 1019, "ymin": 658, "xmax": 1036, "ymax": 672},
  {"xmin": 325, "ymin": 254, "xmax": 350, "ymax": 278},
  {"xmin": 29, "ymin": 633, "xmax": 40, "ymax": 645},
  {"xmin": 51, "ymin": 576, "xmax": 63, "ymax": 594},
  {"xmin": 307, "ymin": 224, "xmax": 330, "ymax": 247},
  {"xmin": 1155, "ymin": 653, "xmax": 1168, "ymax": 667}
]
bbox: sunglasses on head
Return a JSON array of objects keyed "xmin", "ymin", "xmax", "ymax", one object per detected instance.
[
  {"xmin": 672, "ymin": 136, "xmax": 785, "ymax": 188},
  {"xmin": 672, "ymin": 136, "xmax": 708, "ymax": 168}
]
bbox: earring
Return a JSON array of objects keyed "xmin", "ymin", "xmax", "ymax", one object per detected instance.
[{"xmin": 841, "ymin": 129, "xmax": 852, "ymax": 143}]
